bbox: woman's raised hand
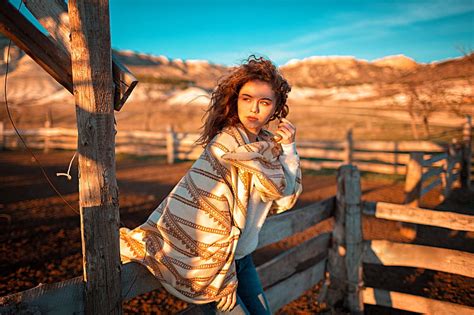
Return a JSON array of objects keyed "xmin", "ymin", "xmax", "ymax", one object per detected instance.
[
  {"xmin": 216, "ymin": 289, "xmax": 237, "ymax": 312},
  {"xmin": 274, "ymin": 118, "xmax": 296, "ymax": 144}
]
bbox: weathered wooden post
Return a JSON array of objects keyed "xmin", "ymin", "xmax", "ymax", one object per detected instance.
[
  {"xmin": 404, "ymin": 152, "xmax": 424, "ymax": 207},
  {"xmin": 43, "ymin": 119, "xmax": 51, "ymax": 153},
  {"xmin": 69, "ymin": 0, "xmax": 121, "ymax": 313},
  {"xmin": 0, "ymin": 121, "xmax": 4, "ymax": 151},
  {"xmin": 166, "ymin": 125, "xmax": 176, "ymax": 165},
  {"xmin": 344, "ymin": 128, "xmax": 354, "ymax": 164},
  {"xmin": 461, "ymin": 115, "xmax": 472, "ymax": 190},
  {"xmin": 327, "ymin": 164, "xmax": 364, "ymax": 313}
]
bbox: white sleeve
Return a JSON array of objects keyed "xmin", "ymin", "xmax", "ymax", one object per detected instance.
[{"xmin": 279, "ymin": 142, "xmax": 299, "ymax": 196}]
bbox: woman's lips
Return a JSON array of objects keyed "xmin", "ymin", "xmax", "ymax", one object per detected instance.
[{"xmin": 247, "ymin": 116, "xmax": 258, "ymax": 122}]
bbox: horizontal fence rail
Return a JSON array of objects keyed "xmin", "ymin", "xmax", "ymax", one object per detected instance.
[
  {"xmin": 362, "ymin": 287, "xmax": 474, "ymax": 315},
  {"xmin": 364, "ymin": 240, "xmax": 474, "ymax": 278},
  {"xmin": 361, "ymin": 199, "xmax": 474, "ymax": 313},
  {"xmin": 1, "ymin": 124, "xmax": 471, "ymax": 182}
]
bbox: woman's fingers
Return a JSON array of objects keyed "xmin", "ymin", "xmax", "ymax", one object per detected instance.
[
  {"xmin": 216, "ymin": 296, "xmax": 227, "ymax": 311},
  {"xmin": 276, "ymin": 119, "xmax": 296, "ymax": 144},
  {"xmin": 223, "ymin": 293, "xmax": 233, "ymax": 311},
  {"xmin": 216, "ymin": 290, "xmax": 237, "ymax": 312},
  {"xmin": 229, "ymin": 290, "xmax": 237, "ymax": 310}
]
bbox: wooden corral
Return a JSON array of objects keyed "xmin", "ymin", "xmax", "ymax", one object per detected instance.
[{"xmin": 1, "ymin": 165, "xmax": 473, "ymax": 313}]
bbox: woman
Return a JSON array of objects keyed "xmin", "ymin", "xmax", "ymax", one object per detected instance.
[{"xmin": 120, "ymin": 55, "xmax": 302, "ymax": 314}]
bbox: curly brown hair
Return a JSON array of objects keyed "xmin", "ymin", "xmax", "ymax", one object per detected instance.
[{"xmin": 196, "ymin": 55, "xmax": 291, "ymax": 146}]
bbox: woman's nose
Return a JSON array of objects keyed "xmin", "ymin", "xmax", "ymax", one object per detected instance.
[{"xmin": 250, "ymin": 101, "xmax": 259, "ymax": 113}]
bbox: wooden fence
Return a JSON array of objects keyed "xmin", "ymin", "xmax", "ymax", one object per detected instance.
[
  {"xmin": 1, "ymin": 118, "xmax": 472, "ymax": 177},
  {"xmin": 1, "ymin": 164, "xmax": 473, "ymax": 313},
  {"xmin": 404, "ymin": 143, "xmax": 463, "ymax": 207},
  {"xmin": 1, "ymin": 116, "xmax": 471, "ymax": 206}
]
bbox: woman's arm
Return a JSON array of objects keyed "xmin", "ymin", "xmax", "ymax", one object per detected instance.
[{"xmin": 271, "ymin": 118, "xmax": 303, "ymax": 213}]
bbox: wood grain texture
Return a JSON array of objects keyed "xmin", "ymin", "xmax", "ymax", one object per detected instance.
[
  {"xmin": 363, "ymin": 287, "xmax": 474, "ymax": 315},
  {"xmin": 327, "ymin": 165, "xmax": 364, "ymax": 313},
  {"xmin": 68, "ymin": 0, "xmax": 121, "ymax": 313},
  {"xmin": 364, "ymin": 240, "xmax": 474, "ymax": 278},
  {"xmin": 257, "ymin": 233, "xmax": 330, "ymax": 288},
  {"xmin": 257, "ymin": 196, "xmax": 334, "ymax": 249},
  {"xmin": 0, "ymin": 1, "xmax": 72, "ymax": 91},
  {"xmin": 362, "ymin": 201, "xmax": 474, "ymax": 232},
  {"xmin": 404, "ymin": 152, "xmax": 423, "ymax": 206}
]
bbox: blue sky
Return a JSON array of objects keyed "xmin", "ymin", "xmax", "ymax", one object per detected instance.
[{"xmin": 15, "ymin": 0, "xmax": 474, "ymax": 66}]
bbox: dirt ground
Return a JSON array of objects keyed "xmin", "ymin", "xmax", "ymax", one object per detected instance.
[{"xmin": 0, "ymin": 150, "xmax": 473, "ymax": 314}]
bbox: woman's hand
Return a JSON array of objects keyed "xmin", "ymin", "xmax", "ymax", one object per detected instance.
[
  {"xmin": 216, "ymin": 289, "xmax": 237, "ymax": 312},
  {"xmin": 274, "ymin": 118, "xmax": 296, "ymax": 145}
]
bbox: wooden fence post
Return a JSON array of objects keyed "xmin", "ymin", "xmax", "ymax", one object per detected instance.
[
  {"xmin": 43, "ymin": 119, "xmax": 51, "ymax": 153},
  {"xmin": 443, "ymin": 143, "xmax": 456, "ymax": 199},
  {"xmin": 461, "ymin": 115, "xmax": 472, "ymax": 190},
  {"xmin": 69, "ymin": 0, "xmax": 122, "ymax": 314},
  {"xmin": 166, "ymin": 125, "xmax": 175, "ymax": 165},
  {"xmin": 344, "ymin": 128, "xmax": 353, "ymax": 164},
  {"xmin": 327, "ymin": 164, "xmax": 364, "ymax": 313},
  {"xmin": 0, "ymin": 121, "xmax": 4, "ymax": 151},
  {"xmin": 404, "ymin": 152, "xmax": 424, "ymax": 207}
]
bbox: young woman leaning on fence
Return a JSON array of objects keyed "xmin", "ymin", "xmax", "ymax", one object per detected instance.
[{"xmin": 119, "ymin": 55, "xmax": 302, "ymax": 314}]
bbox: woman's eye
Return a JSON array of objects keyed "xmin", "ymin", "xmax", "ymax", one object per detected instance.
[{"xmin": 260, "ymin": 101, "xmax": 270, "ymax": 106}]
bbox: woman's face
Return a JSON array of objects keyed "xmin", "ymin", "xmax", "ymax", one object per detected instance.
[{"xmin": 237, "ymin": 80, "xmax": 276, "ymax": 137}]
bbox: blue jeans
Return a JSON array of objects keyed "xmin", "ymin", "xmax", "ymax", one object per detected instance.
[{"xmin": 203, "ymin": 254, "xmax": 271, "ymax": 314}]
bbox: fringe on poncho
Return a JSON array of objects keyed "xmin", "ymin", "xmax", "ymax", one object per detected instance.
[{"xmin": 119, "ymin": 124, "xmax": 302, "ymax": 304}]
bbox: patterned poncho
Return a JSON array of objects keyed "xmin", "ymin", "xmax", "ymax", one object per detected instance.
[{"xmin": 119, "ymin": 125, "xmax": 302, "ymax": 304}]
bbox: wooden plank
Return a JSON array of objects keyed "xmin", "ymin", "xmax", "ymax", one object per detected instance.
[
  {"xmin": 23, "ymin": 0, "xmax": 138, "ymax": 110},
  {"xmin": 178, "ymin": 135, "xmax": 200, "ymax": 145},
  {"xmin": 68, "ymin": 1, "xmax": 121, "ymax": 313},
  {"xmin": 353, "ymin": 151, "xmax": 410, "ymax": 165},
  {"xmin": 176, "ymin": 152, "xmax": 202, "ymax": 161},
  {"xmin": 404, "ymin": 152, "xmax": 423, "ymax": 206},
  {"xmin": 327, "ymin": 165, "xmax": 364, "ymax": 313},
  {"xmin": 300, "ymin": 159, "xmax": 322, "ymax": 170},
  {"xmin": 362, "ymin": 201, "xmax": 474, "ymax": 232},
  {"xmin": 422, "ymin": 152, "xmax": 448, "ymax": 167},
  {"xmin": 342, "ymin": 165, "xmax": 364, "ymax": 313},
  {"xmin": 265, "ymin": 258, "xmax": 326, "ymax": 312},
  {"xmin": 256, "ymin": 233, "xmax": 330, "ymax": 288},
  {"xmin": 355, "ymin": 161, "xmax": 406, "ymax": 175},
  {"xmin": 297, "ymin": 140, "xmax": 344, "ymax": 149},
  {"xmin": 257, "ymin": 197, "xmax": 334, "ymax": 249},
  {"xmin": 300, "ymin": 160, "xmax": 342, "ymax": 170},
  {"xmin": 362, "ymin": 287, "xmax": 474, "ymax": 314},
  {"xmin": 298, "ymin": 147, "xmax": 344, "ymax": 160},
  {"xmin": 115, "ymin": 146, "xmax": 167, "ymax": 156},
  {"xmin": 0, "ymin": 1, "xmax": 73, "ymax": 91},
  {"xmin": 420, "ymin": 177, "xmax": 442, "ymax": 197},
  {"xmin": 118, "ymin": 130, "xmax": 166, "ymax": 140},
  {"xmin": 363, "ymin": 240, "xmax": 474, "ymax": 278},
  {"xmin": 0, "ymin": 262, "xmax": 161, "ymax": 314},
  {"xmin": 353, "ymin": 140, "xmax": 445, "ymax": 152}
]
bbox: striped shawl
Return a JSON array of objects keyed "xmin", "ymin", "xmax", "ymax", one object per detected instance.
[{"xmin": 119, "ymin": 125, "xmax": 302, "ymax": 304}]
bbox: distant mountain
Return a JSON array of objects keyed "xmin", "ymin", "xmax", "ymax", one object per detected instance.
[
  {"xmin": 280, "ymin": 53, "xmax": 473, "ymax": 88},
  {"xmin": 113, "ymin": 50, "xmax": 229, "ymax": 90},
  {"xmin": 0, "ymin": 43, "xmax": 472, "ymax": 108}
]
